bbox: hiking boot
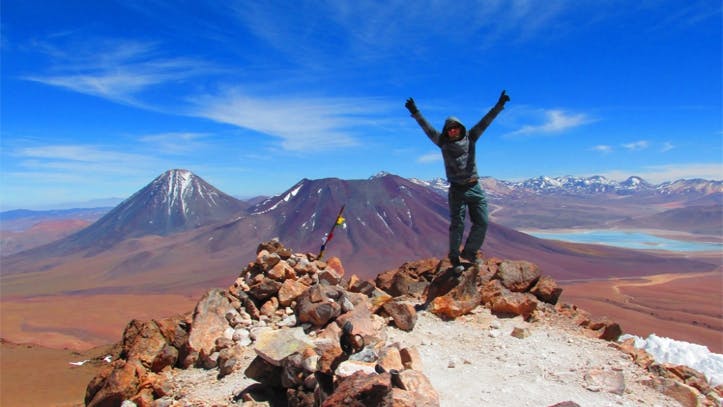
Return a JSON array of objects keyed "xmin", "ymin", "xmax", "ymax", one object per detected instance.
[
  {"xmin": 460, "ymin": 251, "xmax": 483, "ymax": 266},
  {"xmin": 449, "ymin": 255, "xmax": 461, "ymax": 268}
]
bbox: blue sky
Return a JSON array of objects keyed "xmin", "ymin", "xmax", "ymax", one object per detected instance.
[{"xmin": 1, "ymin": 1, "xmax": 721, "ymax": 210}]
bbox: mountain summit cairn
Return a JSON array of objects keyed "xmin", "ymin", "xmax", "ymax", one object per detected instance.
[{"xmin": 84, "ymin": 240, "xmax": 721, "ymax": 406}]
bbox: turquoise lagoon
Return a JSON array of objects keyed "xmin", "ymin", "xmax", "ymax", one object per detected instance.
[{"xmin": 524, "ymin": 229, "xmax": 722, "ymax": 252}]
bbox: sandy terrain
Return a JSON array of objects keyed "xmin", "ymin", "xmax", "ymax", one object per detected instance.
[
  {"xmin": 0, "ymin": 293, "xmax": 200, "ymax": 350},
  {"xmin": 561, "ymin": 271, "xmax": 722, "ymax": 353},
  {"xmin": 0, "ymin": 340, "xmax": 113, "ymax": 407}
]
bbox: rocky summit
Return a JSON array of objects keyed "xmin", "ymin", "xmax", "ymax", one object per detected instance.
[{"xmin": 84, "ymin": 241, "xmax": 722, "ymax": 407}]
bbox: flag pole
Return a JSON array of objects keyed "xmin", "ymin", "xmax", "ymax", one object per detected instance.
[{"xmin": 318, "ymin": 204, "xmax": 345, "ymax": 260}]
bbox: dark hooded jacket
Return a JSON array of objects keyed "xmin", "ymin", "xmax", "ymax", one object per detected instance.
[{"xmin": 411, "ymin": 103, "xmax": 505, "ymax": 185}]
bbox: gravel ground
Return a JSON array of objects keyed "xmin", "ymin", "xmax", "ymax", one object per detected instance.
[{"xmin": 162, "ymin": 306, "xmax": 680, "ymax": 407}]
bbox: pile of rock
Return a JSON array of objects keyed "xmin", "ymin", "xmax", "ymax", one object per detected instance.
[
  {"xmin": 85, "ymin": 240, "xmax": 436, "ymax": 406},
  {"xmin": 375, "ymin": 256, "xmax": 564, "ymax": 322}
]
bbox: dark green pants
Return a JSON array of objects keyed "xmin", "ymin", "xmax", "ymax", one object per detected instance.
[{"xmin": 448, "ymin": 183, "xmax": 489, "ymax": 259}]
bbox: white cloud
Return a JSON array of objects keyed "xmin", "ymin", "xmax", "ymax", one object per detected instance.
[
  {"xmin": 190, "ymin": 89, "xmax": 389, "ymax": 151},
  {"xmin": 506, "ymin": 109, "xmax": 595, "ymax": 137},
  {"xmin": 592, "ymin": 145, "xmax": 613, "ymax": 154},
  {"xmin": 139, "ymin": 132, "xmax": 209, "ymax": 154},
  {"xmin": 660, "ymin": 141, "xmax": 676, "ymax": 152},
  {"xmin": 12, "ymin": 144, "xmax": 164, "ymax": 176},
  {"xmin": 622, "ymin": 140, "xmax": 650, "ymax": 151},
  {"xmin": 24, "ymin": 39, "xmax": 213, "ymax": 105},
  {"xmin": 599, "ymin": 163, "xmax": 723, "ymax": 183},
  {"xmin": 417, "ymin": 152, "xmax": 442, "ymax": 163}
]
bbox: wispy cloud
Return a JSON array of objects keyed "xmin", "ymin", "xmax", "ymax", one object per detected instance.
[
  {"xmin": 23, "ymin": 38, "xmax": 213, "ymax": 106},
  {"xmin": 592, "ymin": 140, "xmax": 675, "ymax": 154},
  {"xmin": 12, "ymin": 144, "xmax": 163, "ymax": 176},
  {"xmin": 506, "ymin": 109, "xmax": 595, "ymax": 137},
  {"xmin": 139, "ymin": 132, "xmax": 210, "ymax": 154},
  {"xmin": 660, "ymin": 141, "xmax": 676, "ymax": 152},
  {"xmin": 190, "ymin": 89, "xmax": 389, "ymax": 151},
  {"xmin": 622, "ymin": 140, "xmax": 650, "ymax": 151},
  {"xmin": 232, "ymin": 1, "xmax": 578, "ymax": 67},
  {"xmin": 592, "ymin": 145, "xmax": 613, "ymax": 154},
  {"xmin": 417, "ymin": 152, "xmax": 441, "ymax": 163}
]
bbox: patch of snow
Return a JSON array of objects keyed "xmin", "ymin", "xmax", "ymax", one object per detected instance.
[
  {"xmin": 376, "ymin": 211, "xmax": 393, "ymax": 233},
  {"xmin": 620, "ymin": 333, "xmax": 723, "ymax": 386}
]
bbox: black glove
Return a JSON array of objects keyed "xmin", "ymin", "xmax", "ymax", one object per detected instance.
[
  {"xmin": 497, "ymin": 90, "xmax": 510, "ymax": 106},
  {"xmin": 405, "ymin": 97, "xmax": 419, "ymax": 115}
]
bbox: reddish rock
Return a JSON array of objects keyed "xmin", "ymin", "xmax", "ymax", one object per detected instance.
[
  {"xmin": 154, "ymin": 314, "xmax": 191, "ymax": 350},
  {"xmin": 428, "ymin": 268, "xmax": 482, "ymax": 320},
  {"xmin": 588, "ymin": 318, "xmax": 623, "ymax": 341},
  {"xmin": 120, "ymin": 319, "xmax": 169, "ymax": 371},
  {"xmin": 295, "ymin": 284, "xmax": 344, "ymax": 327},
  {"xmin": 530, "ymin": 275, "xmax": 563, "ymax": 304},
  {"xmin": 278, "ymin": 279, "xmax": 309, "ymax": 307},
  {"xmin": 248, "ymin": 277, "xmax": 283, "ymax": 302},
  {"xmin": 397, "ymin": 369, "xmax": 440, "ymax": 406},
  {"xmin": 376, "ymin": 259, "xmax": 438, "ymax": 298},
  {"xmin": 480, "ymin": 279, "xmax": 506, "ymax": 305},
  {"xmin": 326, "ymin": 256, "xmax": 346, "ymax": 278},
  {"xmin": 643, "ymin": 377, "xmax": 701, "ymax": 407},
  {"xmin": 314, "ymin": 337, "xmax": 344, "ymax": 375},
  {"xmin": 615, "ymin": 338, "xmax": 655, "ymax": 369},
  {"xmin": 336, "ymin": 302, "xmax": 387, "ymax": 351},
  {"xmin": 369, "ymin": 288, "xmax": 393, "ymax": 313},
  {"xmin": 321, "ymin": 371, "xmax": 393, "ymax": 407},
  {"xmin": 85, "ymin": 359, "xmax": 144, "ymax": 407},
  {"xmin": 348, "ymin": 276, "xmax": 376, "ymax": 296},
  {"xmin": 187, "ymin": 289, "xmax": 236, "ymax": 364},
  {"xmin": 664, "ymin": 364, "xmax": 713, "ymax": 395},
  {"xmin": 495, "ymin": 260, "xmax": 540, "ymax": 292},
  {"xmin": 318, "ymin": 268, "xmax": 342, "ymax": 286},
  {"xmin": 377, "ymin": 346, "xmax": 404, "ymax": 372},
  {"xmin": 260, "ymin": 296, "xmax": 279, "ymax": 317},
  {"xmin": 400, "ymin": 347, "xmax": 424, "ymax": 371},
  {"xmin": 268, "ymin": 260, "xmax": 294, "ymax": 281},
  {"xmin": 382, "ymin": 299, "xmax": 417, "ymax": 331},
  {"xmin": 490, "ymin": 292, "xmax": 538, "ymax": 320}
]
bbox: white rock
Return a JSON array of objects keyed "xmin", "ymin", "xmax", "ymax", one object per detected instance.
[{"xmin": 335, "ymin": 360, "xmax": 377, "ymax": 378}]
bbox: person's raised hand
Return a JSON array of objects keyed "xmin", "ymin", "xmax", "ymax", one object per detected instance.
[
  {"xmin": 498, "ymin": 90, "xmax": 510, "ymax": 106},
  {"xmin": 405, "ymin": 98, "xmax": 419, "ymax": 115}
]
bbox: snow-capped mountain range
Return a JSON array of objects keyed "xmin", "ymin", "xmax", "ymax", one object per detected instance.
[{"xmin": 410, "ymin": 174, "xmax": 722, "ymax": 197}]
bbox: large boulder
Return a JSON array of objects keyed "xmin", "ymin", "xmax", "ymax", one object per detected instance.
[
  {"xmin": 375, "ymin": 259, "xmax": 439, "ymax": 298},
  {"xmin": 495, "ymin": 260, "xmax": 541, "ymax": 292},
  {"xmin": 490, "ymin": 292, "xmax": 538, "ymax": 320},
  {"xmin": 254, "ymin": 327, "xmax": 315, "ymax": 367},
  {"xmin": 85, "ymin": 359, "xmax": 144, "ymax": 407},
  {"xmin": 321, "ymin": 371, "xmax": 393, "ymax": 407},
  {"xmin": 187, "ymin": 289, "xmax": 236, "ymax": 366},
  {"xmin": 428, "ymin": 268, "xmax": 482, "ymax": 320},
  {"xmin": 295, "ymin": 284, "xmax": 345, "ymax": 327},
  {"xmin": 530, "ymin": 275, "xmax": 563, "ymax": 304}
]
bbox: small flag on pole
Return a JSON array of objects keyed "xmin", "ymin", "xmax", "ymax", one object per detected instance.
[{"xmin": 318, "ymin": 205, "xmax": 346, "ymax": 260}]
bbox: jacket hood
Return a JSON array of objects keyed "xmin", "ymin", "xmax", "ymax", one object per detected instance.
[{"xmin": 443, "ymin": 116, "xmax": 467, "ymax": 140}]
